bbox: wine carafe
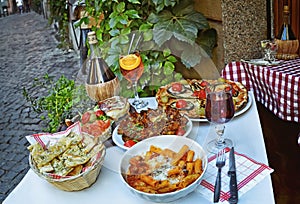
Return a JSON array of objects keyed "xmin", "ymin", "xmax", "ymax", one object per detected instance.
[
  {"xmin": 275, "ymin": 5, "xmax": 299, "ymax": 60},
  {"xmin": 86, "ymin": 32, "xmax": 116, "ymax": 84},
  {"xmin": 85, "ymin": 31, "xmax": 120, "ymax": 101}
]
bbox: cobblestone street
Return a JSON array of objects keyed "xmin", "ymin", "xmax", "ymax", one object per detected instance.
[{"xmin": 0, "ymin": 12, "xmax": 80, "ymax": 202}]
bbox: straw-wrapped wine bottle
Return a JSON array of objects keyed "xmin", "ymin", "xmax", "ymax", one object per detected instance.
[
  {"xmin": 85, "ymin": 31, "xmax": 120, "ymax": 101},
  {"xmin": 275, "ymin": 5, "xmax": 299, "ymax": 60}
]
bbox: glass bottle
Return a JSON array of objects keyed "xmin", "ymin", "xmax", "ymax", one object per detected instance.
[
  {"xmin": 277, "ymin": 5, "xmax": 296, "ymax": 40},
  {"xmin": 79, "ymin": 28, "xmax": 91, "ymax": 70},
  {"xmin": 86, "ymin": 31, "xmax": 116, "ymax": 84}
]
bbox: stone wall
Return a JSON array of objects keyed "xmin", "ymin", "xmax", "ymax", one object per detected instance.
[
  {"xmin": 194, "ymin": 0, "xmax": 224, "ymax": 71},
  {"xmin": 195, "ymin": 0, "xmax": 268, "ymax": 68},
  {"xmin": 222, "ymin": 0, "xmax": 267, "ymax": 64}
]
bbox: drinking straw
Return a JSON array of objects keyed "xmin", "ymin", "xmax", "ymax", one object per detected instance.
[
  {"xmin": 133, "ymin": 33, "xmax": 143, "ymax": 52},
  {"xmin": 128, "ymin": 33, "xmax": 136, "ymax": 55}
]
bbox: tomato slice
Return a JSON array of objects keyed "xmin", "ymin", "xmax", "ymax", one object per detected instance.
[
  {"xmin": 176, "ymin": 127, "xmax": 186, "ymax": 136},
  {"xmin": 171, "ymin": 82, "xmax": 183, "ymax": 92},
  {"xmin": 97, "ymin": 119, "xmax": 111, "ymax": 131},
  {"xmin": 200, "ymin": 80, "xmax": 209, "ymax": 87},
  {"xmin": 124, "ymin": 140, "xmax": 137, "ymax": 147},
  {"xmin": 193, "ymin": 89, "xmax": 206, "ymax": 100},
  {"xmin": 95, "ymin": 110, "xmax": 105, "ymax": 117},
  {"xmin": 176, "ymin": 99, "xmax": 187, "ymax": 109},
  {"xmin": 81, "ymin": 112, "xmax": 91, "ymax": 124}
]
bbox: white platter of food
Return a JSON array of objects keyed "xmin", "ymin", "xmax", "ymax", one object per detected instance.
[{"xmin": 112, "ymin": 108, "xmax": 193, "ymax": 151}]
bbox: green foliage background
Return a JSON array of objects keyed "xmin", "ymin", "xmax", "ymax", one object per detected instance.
[
  {"xmin": 79, "ymin": 0, "xmax": 217, "ymax": 98},
  {"xmin": 24, "ymin": 0, "xmax": 217, "ymax": 132}
]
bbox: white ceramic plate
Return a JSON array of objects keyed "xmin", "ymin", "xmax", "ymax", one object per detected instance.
[
  {"xmin": 112, "ymin": 116, "xmax": 193, "ymax": 151},
  {"xmin": 242, "ymin": 58, "xmax": 283, "ymax": 66},
  {"xmin": 234, "ymin": 93, "xmax": 253, "ymax": 118},
  {"xmin": 190, "ymin": 93, "xmax": 253, "ymax": 122}
]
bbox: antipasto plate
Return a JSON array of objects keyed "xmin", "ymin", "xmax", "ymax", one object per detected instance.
[{"xmin": 241, "ymin": 58, "xmax": 283, "ymax": 66}]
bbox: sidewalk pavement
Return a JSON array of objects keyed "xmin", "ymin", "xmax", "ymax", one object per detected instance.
[{"xmin": 0, "ymin": 12, "xmax": 80, "ymax": 202}]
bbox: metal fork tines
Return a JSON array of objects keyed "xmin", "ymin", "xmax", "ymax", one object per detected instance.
[{"xmin": 214, "ymin": 149, "xmax": 226, "ymax": 203}]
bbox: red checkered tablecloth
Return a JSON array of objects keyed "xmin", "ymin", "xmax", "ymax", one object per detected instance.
[{"xmin": 221, "ymin": 59, "xmax": 300, "ymax": 122}]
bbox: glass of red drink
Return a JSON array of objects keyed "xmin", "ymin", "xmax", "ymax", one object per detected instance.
[{"xmin": 205, "ymin": 82, "xmax": 235, "ymax": 153}]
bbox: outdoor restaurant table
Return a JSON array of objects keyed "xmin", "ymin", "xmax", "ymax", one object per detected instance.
[
  {"xmin": 221, "ymin": 58, "xmax": 300, "ymax": 123},
  {"xmin": 3, "ymin": 92, "xmax": 275, "ymax": 204}
]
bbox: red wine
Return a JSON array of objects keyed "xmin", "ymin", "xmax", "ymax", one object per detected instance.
[{"xmin": 205, "ymin": 93, "xmax": 235, "ymax": 124}]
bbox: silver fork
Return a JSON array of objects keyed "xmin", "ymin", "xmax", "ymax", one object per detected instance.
[{"xmin": 214, "ymin": 149, "xmax": 226, "ymax": 203}]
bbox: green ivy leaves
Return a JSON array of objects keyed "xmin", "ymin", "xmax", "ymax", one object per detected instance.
[
  {"xmin": 148, "ymin": 0, "xmax": 209, "ymax": 45},
  {"xmin": 80, "ymin": 0, "xmax": 216, "ymax": 97}
]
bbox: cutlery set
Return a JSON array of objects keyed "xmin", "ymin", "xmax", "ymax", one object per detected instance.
[{"xmin": 213, "ymin": 147, "xmax": 238, "ymax": 203}]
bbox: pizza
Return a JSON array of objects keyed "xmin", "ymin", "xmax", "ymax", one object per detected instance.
[{"xmin": 156, "ymin": 78, "xmax": 248, "ymax": 119}]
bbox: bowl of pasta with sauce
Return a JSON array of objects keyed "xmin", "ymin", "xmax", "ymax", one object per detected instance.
[{"xmin": 119, "ymin": 135, "xmax": 208, "ymax": 203}]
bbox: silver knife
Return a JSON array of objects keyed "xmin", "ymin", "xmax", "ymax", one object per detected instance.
[{"xmin": 228, "ymin": 147, "xmax": 238, "ymax": 204}]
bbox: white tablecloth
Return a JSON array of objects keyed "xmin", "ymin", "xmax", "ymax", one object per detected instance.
[{"xmin": 3, "ymin": 92, "xmax": 275, "ymax": 204}]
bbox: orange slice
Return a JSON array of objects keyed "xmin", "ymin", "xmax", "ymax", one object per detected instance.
[{"xmin": 119, "ymin": 54, "xmax": 141, "ymax": 70}]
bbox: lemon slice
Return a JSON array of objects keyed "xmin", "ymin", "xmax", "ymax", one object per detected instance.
[{"xmin": 119, "ymin": 54, "xmax": 141, "ymax": 70}]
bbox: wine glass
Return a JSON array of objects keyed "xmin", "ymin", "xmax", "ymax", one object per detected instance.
[
  {"xmin": 261, "ymin": 40, "xmax": 278, "ymax": 62},
  {"xmin": 205, "ymin": 83, "xmax": 235, "ymax": 153},
  {"xmin": 119, "ymin": 52, "xmax": 148, "ymax": 109}
]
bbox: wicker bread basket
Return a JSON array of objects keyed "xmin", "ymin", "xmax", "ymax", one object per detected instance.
[
  {"xmin": 85, "ymin": 76, "xmax": 120, "ymax": 102},
  {"xmin": 29, "ymin": 141, "xmax": 106, "ymax": 191},
  {"xmin": 275, "ymin": 39, "xmax": 299, "ymax": 60}
]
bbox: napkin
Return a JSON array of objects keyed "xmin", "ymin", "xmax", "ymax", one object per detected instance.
[
  {"xmin": 25, "ymin": 122, "xmax": 81, "ymax": 146},
  {"xmin": 197, "ymin": 148, "xmax": 274, "ymax": 203}
]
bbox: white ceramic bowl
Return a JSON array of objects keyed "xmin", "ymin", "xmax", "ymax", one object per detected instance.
[{"xmin": 119, "ymin": 135, "xmax": 208, "ymax": 203}]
